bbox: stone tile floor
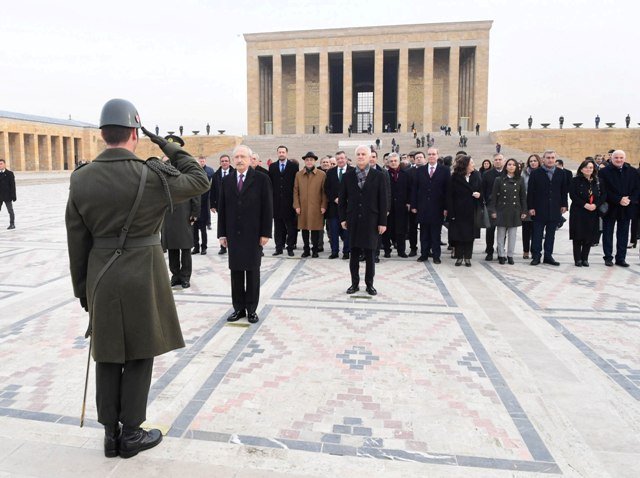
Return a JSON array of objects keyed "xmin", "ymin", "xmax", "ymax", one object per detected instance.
[{"xmin": 0, "ymin": 177, "xmax": 639, "ymax": 477}]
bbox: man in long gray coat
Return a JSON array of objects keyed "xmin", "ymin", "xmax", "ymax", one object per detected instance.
[{"xmin": 65, "ymin": 99, "xmax": 209, "ymax": 458}]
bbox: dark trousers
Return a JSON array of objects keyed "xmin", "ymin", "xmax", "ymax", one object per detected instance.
[
  {"xmin": 456, "ymin": 240, "xmax": 474, "ymax": 259},
  {"xmin": 485, "ymin": 225, "xmax": 496, "ymax": 253},
  {"xmin": 1, "ymin": 200, "xmax": 14, "ymax": 224},
  {"xmin": 419, "ymin": 222, "xmax": 442, "ymax": 258},
  {"xmin": 192, "ymin": 222, "xmax": 207, "ymax": 250},
  {"xmin": 630, "ymin": 213, "xmax": 639, "ymax": 245},
  {"xmin": 274, "ymin": 216, "xmax": 297, "ymax": 252},
  {"xmin": 349, "ymin": 247, "xmax": 375, "ymax": 287},
  {"xmin": 96, "ymin": 358, "xmax": 154, "ymax": 428},
  {"xmin": 572, "ymin": 240, "xmax": 592, "ymax": 262},
  {"xmin": 301, "ymin": 230, "xmax": 321, "ymax": 252},
  {"xmin": 382, "ymin": 228, "xmax": 406, "ymax": 254},
  {"xmin": 408, "ymin": 212, "xmax": 418, "ymax": 250},
  {"xmin": 168, "ymin": 249, "xmax": 192, "ymax": 281},
  {"xmin": 231, "ymin": 269, "xmax": 260, "ymax": 314},
  {"xmin": 522, "ymin": 221, "xmax": 533, "ymax": 253},
  {"xmin": 531, "ymin": 220, "xmax": 557, "ymax": 260},
  {"xmin": 328, "ymin": 217, "xmax": 350, "ymax": 254},
  {"xmin": 602, "ymin": 216, "xmax": 630, "ymax": 262}
]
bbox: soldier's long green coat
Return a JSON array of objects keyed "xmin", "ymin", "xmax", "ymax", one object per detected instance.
[{"xmin": 66, "ymin": 143, "xmax": 210, "ymax": 363}]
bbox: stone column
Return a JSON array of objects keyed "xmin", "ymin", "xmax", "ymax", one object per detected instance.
[
  {"xmin": 69, "ymin": 136, "xmax": 76, "ymax": 167},
  {"xmin": 374, "ymin": 49, "xmax": 384, "ymax": 134},
  {"xmin": 342, "ymin": 48, "xmax": 352, "ymax": 134},
  {"xmin": 295, "ymin": 51, "xmax": 306, "ymax": 134},
  {"xmin": 319, "ymin": 49, "xmax": 329, "ymax": 134},
  {"xmin": 423, "ymin": 47, "xmax": 434, "ymax": 133},
  {"xmin": 474, "ymin": 43, "xmax": 489, "ymax": 132},
  {"xmin": 397, "ymin": 46, "xmax": 409, "ymax": 132},
  {"xmin": 0, "ymin": 132, "xmax": 8, "ymax": 164},
  {"xmin": 42, "ymin": 135, "xmax": 53, "ymax": 171},
  {"xmin": 246, "ymin": 51, "xmax": 260, "ymax": 136},
  {"xmin": 52, "ymin": 136, "xmax": 63, "ymax": 170},
  {"xmin": 273, "ymin": 53, "xmax": 282, "ymax": 135},
  {"xmin": 32, "ymin": 134, "xmax": 40, "ymax": 171},
  {"xmin": 448, "ymin": 45, "xmax": 460, "ymax": 129},
  {"xmin": 14, "ymin": 133, "xmax": 25, "ymax": 171}
]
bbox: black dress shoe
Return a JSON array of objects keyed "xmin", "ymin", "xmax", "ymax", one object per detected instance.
[
  {"xmin": 485, "ymin": 253, "xmax": 493, "ymax": 261},
  {"xmin": 374, "ymin": 256, "xmax": 380, "ymax": 263},
  {"xmin": 498, "ymin": 257, "xmax": 506, "ymax": 265},
  {"xmin": 7, "ymin": 224, "xmax": 15, "ymax": 230},
  {"xmin": 615, "ymin": 260, "xmax": 630, "ymax": 267},
  {"xmin": 397, "ymin": 252, "xmax": 408, "ymax": 258},
  {"xmin": 181, "ymin": 280, "xmax": 190, "ymax": 288},
  {"xmin": 433, "ymin": 257, "xmax": 441, "ymax": 264},
  {"xmin": 191, "ymin": 248, "xmax": 200, "ymax": 255},
  {"xmin": 455, "ymin": 258, "xmax": 463, "ymax": 266},
  {"xmin": 312, "ymin": 252, "xmax": 319, "ymax": 258},
  {"xmin": 507, "ymin": 257, "xmax": 514, "ymax": 265},
  {"xmin": 582, "ymin": 260, "xmax": 590, "ymax": 267},
  {"xmin": 247, "ymin": 313, "xmax": 259, "ymax": 324},
  {"xmin": 530, "ymin": 258, "xmax": 540, "ymax": 265},
  {"xmin": 328, "ymin": 253, "xmax": 339, "ymax": 259},
  {"xmin": 346, "ymin": 285, "xmax": 359, "ymax": 294},
  {"xmin": 201, "ymin": 249, "xmax": 207, "ymax": 255},
  {"xmin": 366, "ymin": 285, "xmax": 377, "ymax": 295},
  {"xmin": 416, "ymin": 255, "xmax": 428, "ymax": 262},
  {"xmin": 287, "ymin": 250, "xmax": 295, "ymax": 257},
  {"xmin": 227, "ymin": 310, "xmax": 247, "ymax": 322},
  {"xmin": 464, "ymin": 259, "xmax": 472, "ymax": 267},
  {"xmin": 318, "ymin": 246, "xmax": 324, "ymax": 252},
  {"xmin": 575, "ymin": 261, "xmax": 583, "ymax": 267},
  {"xmin": 104, "ymin": 425, "xmax": 121, "ymax": 458},
  {"xmin": 408, "ymin": 249, "xmax": 417, "ymax": 257},
  {"xmin": 383, "ymin": 251, "xmax": 391, "ymax": 258},
  {"xmin": 543, "ymin": 258, "xmax": 560, "ymax": 266},
  {"xmin": 218, "ymin": 247, "xmax": 227, "ymax": 255},
  {"xmin": 342, "ymin": 252, "xmax": 350, "ymax": 260},
  {"xmin": 301, "ymin": 251, "xmax": 311, "ymax": 258},
  {"xmin": 272, "ymin": 250, "xmax": 283, "ymax": 256},
  {"xmin": 119, "ymin": 427, "xmax": 162, "ymax": 459},
  {"xmin": 604, "ymin": 259, "xmax": 614, "ymax": 267},
  {"xmin": 170, "ymin": 276, "xmax": 181, "ymax": 287}
]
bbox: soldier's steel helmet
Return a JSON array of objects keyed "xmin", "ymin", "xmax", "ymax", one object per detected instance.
[{"xmin": 99, "ymin": 99, "xmax": 142, "ymax": 128}]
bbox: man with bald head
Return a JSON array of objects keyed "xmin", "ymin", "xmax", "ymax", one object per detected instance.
[
  {"xmin": 218, "ymin": 145, "xmax": 273, "ymax": 323},
  {"xmin": 599, "ymin": 149, "xmax": 639, "ymax": 266},
  {"xmin": 339, "ymin": 145, "xmax": 388, "ymax": 295}
]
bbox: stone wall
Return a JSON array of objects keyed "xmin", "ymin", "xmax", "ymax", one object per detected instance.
[
  {"xmin": 491, "ymin": 128, "xmax": 640, "ymax": 164},
  {"xmin": 134, "ymin": 135, "xmax": 243, "ymax": 161}
]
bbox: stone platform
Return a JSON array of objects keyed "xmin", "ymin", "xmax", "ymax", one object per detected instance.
[{"xmin": 0, "ymin": 178, "xmax": 639, "ymax": 477}]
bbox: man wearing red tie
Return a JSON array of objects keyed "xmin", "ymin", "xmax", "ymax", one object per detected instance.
[{"xmin": 218, "ymin": 145, "xmax": 273, "ymax": 324}]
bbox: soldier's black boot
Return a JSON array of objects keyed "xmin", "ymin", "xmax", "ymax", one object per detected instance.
[
  {"xmin": 104, "ymin": 424, "xmax": 121, "ymax": 458},
  {"xmin": 119, "ymin": 426, "xmax": 162, "ymax": 458},
  {"xmin": 7, "ymin": 223, "xmax": 15, "ymax": 230}
]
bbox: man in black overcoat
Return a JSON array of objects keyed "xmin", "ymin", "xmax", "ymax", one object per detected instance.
[
  {"xmin": 268, "ymin": 145, "xmax": 299, "ymax": 256},
  {"xmin": 406, "ymin": 151, "xmax": 426, "ymax": 256},
  {"xmin": 325, "ymin": 151, "xmax": 353, "ymax": 259},
  {"xmin": 162, "ymin": 195, "xmax": 200, "ymax": 288},
  {"xmin": 527, "ymin": 150, "xmax": 568, "ymax": 265},
  {"xmin": 218, "ymin": 145, "xmax": 273, "ymax": 324},
  {"xmin": 192, "ymin": 156, "xmax": 213, "ymax": 253},
  {"xmin": 599, "ymin": 149, "xmax": 639, "ymax": 266},
  {"xmin": 481, "ymin": 153, "xmax": 504, "ymax": 260},
  {"xmin": 339, "ymin": 146, "xmax": 388, "ymax": 295},
  {"xmin": 411, "ymin": 147, "xmax": 450, "ymax": 263},
  {"xmin": 0, "ymin": 159, "xmax": 16, "ymax": 229},
  {"xmin": 382, "ymin": 153, "xmax": 410, "ymax": 257},
  {"xmin": 210, "ymin": 154, "xmax": 234, "ymax": 254}
]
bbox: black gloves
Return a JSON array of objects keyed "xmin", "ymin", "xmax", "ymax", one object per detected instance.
[
  {"xmin": 141, "ymin": 126, "xmax": 168, "ymax": 149},
  {"xmin": 79, "ymin": 297, "xmax": 88, "ymax": 312}
]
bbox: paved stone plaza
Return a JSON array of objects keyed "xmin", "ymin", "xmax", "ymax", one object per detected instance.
[{"xmin": 0, "ymin": 176, "xmax": 639, "ymax": 477}]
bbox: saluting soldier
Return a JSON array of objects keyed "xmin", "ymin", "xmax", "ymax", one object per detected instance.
[{"xmin": 65, "ymin": 99, "xmax": 209, "ymax": 458}]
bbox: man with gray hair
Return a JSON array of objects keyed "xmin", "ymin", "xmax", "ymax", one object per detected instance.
[
  {"xmin": 339, "ymin": 145, "xmax": 388, "ymax": 295},
  {"xmin": 598, "ymin": 149, "xmax": 639, "ymax": 266}
]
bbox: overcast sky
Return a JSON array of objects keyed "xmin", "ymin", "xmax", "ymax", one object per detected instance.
[{"xmin": 1, "ymin": 0, "xmax": 638, "ymax": 135}]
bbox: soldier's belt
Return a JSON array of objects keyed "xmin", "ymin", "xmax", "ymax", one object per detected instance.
[{"xmin": 93, "ymin": 235, "xmax": 161, "ymax": 249}]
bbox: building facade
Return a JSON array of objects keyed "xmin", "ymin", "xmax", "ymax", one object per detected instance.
[
  {"xmin": 245, "ymin": 21, "xmax": 491, "ymax": 136},
  {"xmin": 0, "ymin": 111, "xmax": 101, "ymax": 172}
]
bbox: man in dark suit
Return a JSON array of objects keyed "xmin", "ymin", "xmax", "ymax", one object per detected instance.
[
  {"xmin": 383, "ymin": 153, "xmax": 410, "ymax": 257},
  {"xmin": 555, "ymin": 159, "xmax": 573, "ymax": 229},
  {"xmin": 411, "ymin": 147, "xmax": 449, "ymax": 263},
  {"xmin": 0, "ymin": 159, "xmax": 16, "ymax": 229},
  {"xmin": 406, "ymin": 151, "xmax": 426, "ymax": 256},
  {"xmin": 599, "ymin": 150, "xmax": 639, "ymax": 266},
  {"xmin": 192, "ymin": 157, "xmax": 213, "ymax": 254},
  {"xmin": 325, "ymin": 151, "xmax": 353, "ymax": 259},
  {"xmin": 251, "ymin": 152, "xmax": 269, "ymax": 176},
  {"xmin": 371, "ymin": 149, "xmax": 391, "ymax": 263},
  {"xmin": 527, "ymin": 150, "xmax": 568, "ymax": 265},
  {"xmin": 210, "ymin": 154, "xmax": 234, "ymax": 254},
  {"xmin": 268, "ymin": 145, "xmax": 299, "ymax": 256},
  {"xmin": 339, "ymin": 146, "xmax": 388, "ymax": 295},
  {"xmin": 481, "ymin": 153, "xmax": 504, "ymax": 260},
  {"xmin": 218, "ymin": 145, "xmax": 273, "ymax": 324}
]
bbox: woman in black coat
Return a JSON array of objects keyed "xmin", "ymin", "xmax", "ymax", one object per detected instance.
[
  {"xmin": 569, "ymin": 159, "xmax": 604, "ymax": 267},
  {"xmin": 447, "ymin": 155, "xmax": 482, "ymax": 266}
]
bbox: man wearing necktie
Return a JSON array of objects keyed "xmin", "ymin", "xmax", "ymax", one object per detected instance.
[
  {"xmin": 325, "ymin": 151, "xmax": 353, "ymax": 259},
  {"xmin": 210, "ymin": 154, "xmax": 234, "ymax": 254},
  {"xmin": 268, "ymin": 145, "xmax": 299, "ymax": 256},
  {"xmin": 218, "ymin": 145, "xmax": 273, "ymax": 324}
]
